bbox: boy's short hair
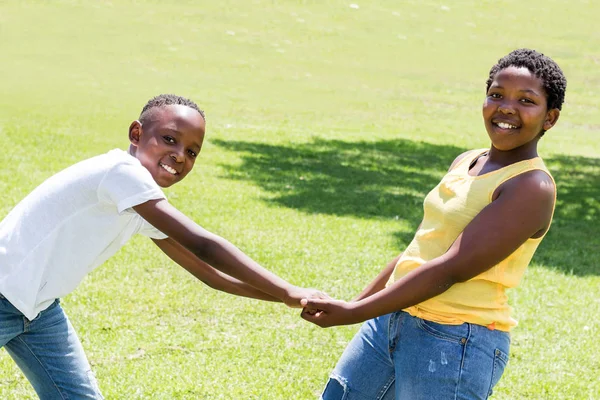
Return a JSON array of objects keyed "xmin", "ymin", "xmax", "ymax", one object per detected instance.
[
  {"xmin": 140, "ymin": 94, "xmax": 205, "ymax": 124},
  {"xmin": 486, "ymin": 49, "xmax": 567, "ymax": 111}
]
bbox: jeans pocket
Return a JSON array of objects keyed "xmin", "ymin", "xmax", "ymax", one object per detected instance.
[
  {"xmin": 488, "ymin": 348, "xmax": 509, "ymax": 396},
  {"xmin": 415, "ymin": 318, "xmax": 468, "ymax": 343}
]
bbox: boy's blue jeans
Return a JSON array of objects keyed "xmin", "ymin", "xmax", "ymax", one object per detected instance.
[
  {"xmin": 322, "ymin": 311, "xmax": 510, "ymax": 400},
  {"xmin": 0, "ymin": 293, "xmax": 103, "ymax": 399}
]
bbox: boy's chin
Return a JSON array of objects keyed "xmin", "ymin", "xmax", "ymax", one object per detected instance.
[
  {"xmin": 153, "ymin": 175, "xmax": 179, "ymax": 188},
  {"xmin": 156, "ymin": 180, "xmax": 177, "ymax": 188}
]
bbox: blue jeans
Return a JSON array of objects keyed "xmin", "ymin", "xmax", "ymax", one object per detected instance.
[
  {"xmin": 322, "ymin": 311, "xmax": 510, "ymax": 400},
  {"xmin": 0, "ymin": 293, "xmax": 103, "ymax": 399}
]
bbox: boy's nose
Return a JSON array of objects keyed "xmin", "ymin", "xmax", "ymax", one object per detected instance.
[{"xmin": 170, "ymin": 151, "xmax": 184, "ymax": 162}]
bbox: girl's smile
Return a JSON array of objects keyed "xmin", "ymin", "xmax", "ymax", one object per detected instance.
[{"xmin": 482, "ymin": 66, "xmax": 559, "ymax": 153}]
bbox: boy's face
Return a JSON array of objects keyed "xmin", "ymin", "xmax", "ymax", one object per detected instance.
[
  {"xmin": 482, "ymin": 66, "xmax": 559, "ymax": 151},
  {"xmin": 129, "ymin": 105, "xmax": 206, "ymax": 188}
]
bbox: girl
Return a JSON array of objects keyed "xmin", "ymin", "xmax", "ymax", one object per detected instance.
[{"xmin": 301, "ymin": 49, "xmax": 567, "ymax": 399}]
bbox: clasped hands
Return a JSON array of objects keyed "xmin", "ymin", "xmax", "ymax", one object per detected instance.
[{"xmin": 285, "ymin": 286, "xmax": 359, "ymax": 328}]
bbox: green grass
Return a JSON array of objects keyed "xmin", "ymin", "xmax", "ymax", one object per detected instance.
[{"xmin": 0, "ymin": 0, "xmax": 599, "ymax": 398}]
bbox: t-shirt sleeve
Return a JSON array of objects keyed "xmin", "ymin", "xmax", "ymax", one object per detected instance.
[
  {"xmin": 138, "ymin": 218, "xmax": 168, "ymax": 239},
  {"xmin": 97, "ymin": 159, "xmax": 166, "ymax": 214}
]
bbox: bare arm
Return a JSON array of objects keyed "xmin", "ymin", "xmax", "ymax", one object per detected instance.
[
  {"xmin": 345, "ymin": 154, "xmax": 469, "ymax": 302},
  {"xmin": 351, "ymin": 253, "xmax": 403, "ymax": 302},
  {"xmin": 152, "ymin": 237, "xmax": 280, "ymax": 302},
  {"xmin": 133, "ymin": 199, "xmax": 321, "ymax": 307},
  {"xmin": 302, "ymin": 170, "xmax": 555, "ymax": 326}
]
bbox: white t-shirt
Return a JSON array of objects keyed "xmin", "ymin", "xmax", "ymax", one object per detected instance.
[{"xmin": 0, "ymin": 149, "xmax": 167, "ymax": 320}]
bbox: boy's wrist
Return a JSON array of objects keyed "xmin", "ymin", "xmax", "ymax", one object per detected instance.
[{"xmin": 282, "ymin": 284, "xmax": 299, "ymax": 305}]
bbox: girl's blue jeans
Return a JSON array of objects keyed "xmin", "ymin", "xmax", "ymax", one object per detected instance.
[
  {"xmin": 322, "ymin": 311, "xmax": 510, "ymax": 400},
  {"xmin": 0, "ymin": 293, "xmax": 103, "ymax": 399}
]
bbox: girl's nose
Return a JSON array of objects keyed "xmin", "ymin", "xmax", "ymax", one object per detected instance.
[{"xmin": 498, "ymin": 102, "xmax": 516, "ymax": 114}]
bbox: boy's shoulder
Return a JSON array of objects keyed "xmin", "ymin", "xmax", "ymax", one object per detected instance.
[
  {"xmin": 38, "ymin": 149, "xmax": 152, "ymax": 194},
  {"xmin": 97, "ymin": 148, "xmax": 138, "ymax": 166},
  {"xmin": 67, "ymin": 149, "xmax": 143, "ymax": 177},
  {"xmin": 80, "ymin": 149, "xmax": 158, "ymax": 189}
]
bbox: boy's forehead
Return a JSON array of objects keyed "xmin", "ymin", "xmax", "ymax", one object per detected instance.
[
  {"xmin": 152, "ymin": 104, "xmax": 203, "ymax": 123},
  {"xmin": 144, "ymin": 105, "xmax": 205, "ymax": 145},
  {"xmin": 147, "ymin": 105, "xmax": 204, "ymax": 130}
]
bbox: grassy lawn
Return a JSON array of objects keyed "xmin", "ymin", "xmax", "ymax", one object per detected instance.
[{"xmin": 0, "ymin": 1, "xmax": 598, "ymax": 399}]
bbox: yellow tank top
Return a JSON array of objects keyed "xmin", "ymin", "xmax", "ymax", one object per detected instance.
[{"xmin": 386, "ymin": 149, "xmax": 555, "ymax": 332}]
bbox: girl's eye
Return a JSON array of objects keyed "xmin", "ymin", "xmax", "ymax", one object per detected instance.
[
  {"xmin": 163, "ymin": 136, "xmax": 175, "ymax": 144},
  {"xmin": 188, "ymin": 150, "xmax": 197, "ymax": 158},
  {"xmin": 520, "ymin": 98, "xmax": 534, "ymax": 104},
  {"xmin": 489, "ymin": 93, "xmax": 501, "ymax": 99}
]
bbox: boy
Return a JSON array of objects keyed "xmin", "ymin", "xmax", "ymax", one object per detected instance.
[{"xmin": 0, "ymin": 94, "xmax": 323, "ymax": 399}]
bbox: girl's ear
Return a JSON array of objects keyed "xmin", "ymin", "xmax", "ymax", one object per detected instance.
[
  {"xmin": 129, "ymin": 120, "xmax": 143, "ymax": 146},
  {"xmin": 543, "ymin": 109, "xmax": 560, "ymax": 131}
]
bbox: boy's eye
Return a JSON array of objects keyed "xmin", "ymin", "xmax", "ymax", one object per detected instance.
[
  {"xmin": 163, "ymin": 136, "xmax": 175, "ymax": 144},
  {"xmin": 489, "ymin": 93, "xmax": 501, "ymax": 99},
  {"xmin": 187, "ymin": 150, "xmax": 197, "ymax": 158}
]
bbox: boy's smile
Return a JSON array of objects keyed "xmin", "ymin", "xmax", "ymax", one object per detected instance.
[
  {"xmin": 129, "ymin": 104, "xmax": 206, "ymax": 187},
  {"xmin": 482, "ymin": 66, "xmax": 559, "ymax": 152}
]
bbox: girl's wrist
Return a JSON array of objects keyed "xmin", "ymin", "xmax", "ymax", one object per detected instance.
[{"xmin": 348, "ymin": 300, "xmax": 369, "ymax": 324}]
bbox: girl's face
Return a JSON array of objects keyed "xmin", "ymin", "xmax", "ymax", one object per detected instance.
[{"xmin": 482, "ymin": 66, "xmax": 559, "ymax": 151}]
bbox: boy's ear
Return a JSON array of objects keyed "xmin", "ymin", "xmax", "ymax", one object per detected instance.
[
  {"xmin": 129, "ymin": 120, "xmax": 143, "ymax": 146},
  {"xmin": 543, "ymin": 108, "xmax": 560, "ymax": 131}
]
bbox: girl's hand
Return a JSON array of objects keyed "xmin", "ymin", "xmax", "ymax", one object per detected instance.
[{"xmin": 300, "ymin": 298, "xmax": 360, "ymax": 327}]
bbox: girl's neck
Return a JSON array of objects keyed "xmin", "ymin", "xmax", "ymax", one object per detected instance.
[{"xmin": 487, "ymin": 138, "xmax": 540, "ymax": 166}]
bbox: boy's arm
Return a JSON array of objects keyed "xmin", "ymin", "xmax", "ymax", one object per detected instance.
[
  {"xmin": 133, "ymin": 199, "xmax": 323, "ymax": 307},
  {"xmin": 152, "ymin": 237, "xmax": 280, "ymax": 302}
]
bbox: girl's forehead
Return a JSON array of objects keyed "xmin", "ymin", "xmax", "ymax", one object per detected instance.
[
  {"xmin": 492, "ymin": 66, "xmax": 541, "ymax": 84},
  {"xmin": 490, "ymin": 66, "xmax": 546, "ymax": 93}
]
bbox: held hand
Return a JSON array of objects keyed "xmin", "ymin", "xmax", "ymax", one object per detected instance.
[
  {"xmin": 300, "ymin": 298, "xmax": 359, "ymax": 328},
  {"xmin": 284, "ymin": 286, "xmax": 331, "ymax": 308}
]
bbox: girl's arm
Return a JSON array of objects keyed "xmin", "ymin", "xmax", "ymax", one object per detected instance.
[
  {"xmin": 302, "ymin": 170, "xmax": 555, "ymax": 327},
  {"xmin": 152, "ymin": 237, "xmax": 279, "ymax": 302},
  {"xmin": 352, "ymin": 221, "xmax": 424, "ymax": 302},
  {"xmin": 349, "ymin": 152, "xmax": 469, "ymax": 303},
  {"xmin": 133, "ymin": 199, "xmax": 323, "ymax": 307},
  {"xmin": 351, "ymin": 253, "xmax": 403, "ymax": 302}
]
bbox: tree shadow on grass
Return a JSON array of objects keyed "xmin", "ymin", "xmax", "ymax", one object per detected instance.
[
  {"xmin": 536, "ymin": 155, "xmax": 600, "ymax": 276},
  {"xmin": 212, "ymin": 138, "xmax": 599, "ymax": 277}
]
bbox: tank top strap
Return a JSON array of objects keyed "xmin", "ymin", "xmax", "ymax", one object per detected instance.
[
  {"xmin": 494, "ymin": 157, "xmax": 554, "ymax": 188},
  {"xmin": 450, "ymin": 149, "xmax": 489, "ymax": 172}
]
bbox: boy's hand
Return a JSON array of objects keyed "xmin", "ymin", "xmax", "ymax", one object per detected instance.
[
  {"xmin": 300, "ymin": 298, "xmax": 360, "ymax": 328},
  {"xmin": 284, "ymin": 286, "xmax": 330, "ymax": 308}
]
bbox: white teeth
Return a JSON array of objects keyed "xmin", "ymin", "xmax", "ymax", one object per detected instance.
[
  {"xmin": 160, "ymin": 163, "xmax": 177, "ymax": 175},
  {"xmin": 497, "ymin": 122, "xmax": 517, "ymax": 129}
]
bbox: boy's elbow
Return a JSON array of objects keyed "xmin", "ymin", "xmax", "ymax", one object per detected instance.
[{"xmin": 189, "ymin": 236, "xmax": 220, "ymax": 262}]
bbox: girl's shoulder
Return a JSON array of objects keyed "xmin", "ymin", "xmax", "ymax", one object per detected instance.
[{"xmin": 447, "ymin": 149, "xmax": 488, "ymax": 172}]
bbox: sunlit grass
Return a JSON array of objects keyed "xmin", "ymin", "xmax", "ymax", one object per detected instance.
[{"xmin": 0, "ymin": 1, "xmax": 598, "ymax": 398}]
